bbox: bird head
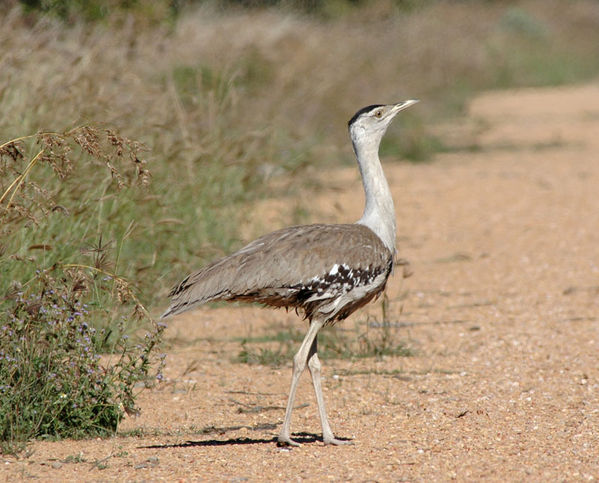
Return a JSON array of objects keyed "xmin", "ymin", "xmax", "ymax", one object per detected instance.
[{"xmin": 348, "ymin": 100, "xmax": 419, "ymax": 150}]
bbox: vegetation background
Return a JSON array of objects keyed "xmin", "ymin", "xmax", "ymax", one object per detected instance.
[{"xmin": 1, "ymin": 0, "xmax": 599, "ymax": 451}]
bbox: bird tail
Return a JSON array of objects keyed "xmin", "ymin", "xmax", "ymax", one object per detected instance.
[
  {"xmin": 160, "ymin": 257, "xmax": 236, "ymax": 318},
  {"xmin": 160, "ymin": 306, "xmax": 176, "ymax": 319},
  {"xmin": 160, "ymin": 281, "xmax": 223, "ymax": 319}
]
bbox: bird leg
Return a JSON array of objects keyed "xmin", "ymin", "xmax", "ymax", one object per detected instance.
[
  {"xmin": 307, "ymin": 337, "xmax": 352, "ymax": 445},
  {"xmin": 277, "ymin": 318, "xmax": 324, "ymax": 447}
]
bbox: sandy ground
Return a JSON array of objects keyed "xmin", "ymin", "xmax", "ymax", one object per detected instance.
[{"xmin": 2, "ymin": 84, "xmax": 599, "ymax": 481}]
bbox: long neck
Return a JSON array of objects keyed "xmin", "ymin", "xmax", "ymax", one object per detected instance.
[{"xmin": 353, "ymin": 138, "xmax": 397, "ymax": 255}]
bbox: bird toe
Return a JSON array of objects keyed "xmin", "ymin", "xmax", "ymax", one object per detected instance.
[
  {"xmin": 277, "ymin": 436, "xmax": 301, "ymax": 447},
  {"xmin": 323, "ymin": 436, "xmax": 354, "ymax": 446}
]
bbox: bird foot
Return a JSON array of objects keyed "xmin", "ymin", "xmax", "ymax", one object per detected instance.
[
  {"xmin": 277, "ymin": 435, "xmax": 301, "ymax": 447},
  {"xmin": 323, "ymin": 435, "xmax": 354, "ymax": 446}
]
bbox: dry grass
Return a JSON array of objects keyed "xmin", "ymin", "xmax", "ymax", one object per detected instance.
[
  {"xmin": 3, "ymin": 1, "xmax": 599, "ymax": 150},
  {"xmin": 1, "ymin": 0, "xmax": 598, "ymax": 328}
]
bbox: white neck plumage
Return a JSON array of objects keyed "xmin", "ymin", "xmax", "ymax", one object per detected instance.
[{"xmin": 351, "ymin": 134, "xmax": 397, "ymax": 256}]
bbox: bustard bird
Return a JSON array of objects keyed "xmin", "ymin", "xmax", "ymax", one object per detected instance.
[{"xmin": 162, "ymin": 100, "xmax": 418, "ymax": 446}]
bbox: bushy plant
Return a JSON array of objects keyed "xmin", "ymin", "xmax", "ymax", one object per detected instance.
[
  {"xmin": 0, "ymin": 272, "xmax": 165, "ymax": 453},
  {"xmin": 0, "ymin": 129, "xmax": 164, "ymax": 453}
]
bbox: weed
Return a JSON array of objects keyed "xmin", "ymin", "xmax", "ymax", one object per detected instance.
[
  {"xmin": 64, "ymin": 452, "xmax": 86, "ymax": 463},
  {"xmin": 0, "ymin": 129, "xmax": 164, "ymax": 453},
  {"xmin": 234, "ymin": 323, "xmax": 413, "ymax": 366},
  {"xmin": 236, "ymin": 344, "xmax": 288, "ymax": 367},
  {"xmin": 234, "ymin": 294, "xmax": 413, "ymax": 366},
  {"xmin": 319, "ymin": 319, "xmax": 414, "ymax": 360},
  {"xmin": 233, "ymin": 326, "xmax": 303, "ymax": 366}
]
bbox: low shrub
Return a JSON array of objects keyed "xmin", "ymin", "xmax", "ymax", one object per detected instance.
[{"xmin": 0, "ymin": 128, "xmax": 164, "ymax": 454}]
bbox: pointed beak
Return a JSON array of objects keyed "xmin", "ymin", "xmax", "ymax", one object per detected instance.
[{"xmin": 390, "ymin": 99, "xmax": 419, "ymax": 116}]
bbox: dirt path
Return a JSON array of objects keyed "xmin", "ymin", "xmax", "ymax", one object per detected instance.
[{"xmin": 3, "ymin": 84, "xmax": 599, "ymax": 481}]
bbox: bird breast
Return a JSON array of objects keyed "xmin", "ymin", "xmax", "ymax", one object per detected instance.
[{"xmin": 289, "ymin": 259, "xmax": 393, "ymax": 324}]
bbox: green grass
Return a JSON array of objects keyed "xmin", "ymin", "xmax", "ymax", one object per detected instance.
[
  {"xmin": 234, "ymin": 322, "xmax": 414, "ymax": 366},
  {"xmin": 234, "ymin": 295, "xmax": 414, "ymax": 367}
]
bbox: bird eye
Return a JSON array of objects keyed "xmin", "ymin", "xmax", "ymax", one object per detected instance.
[{"xmin": 374, "ymin": 110, "xmax": 383, "ymax": 118}]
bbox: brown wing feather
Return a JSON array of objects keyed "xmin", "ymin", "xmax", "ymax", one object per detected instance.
[{"xmin": 162, "ymin": 223, "xmax": 392, "ymax": 318}]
